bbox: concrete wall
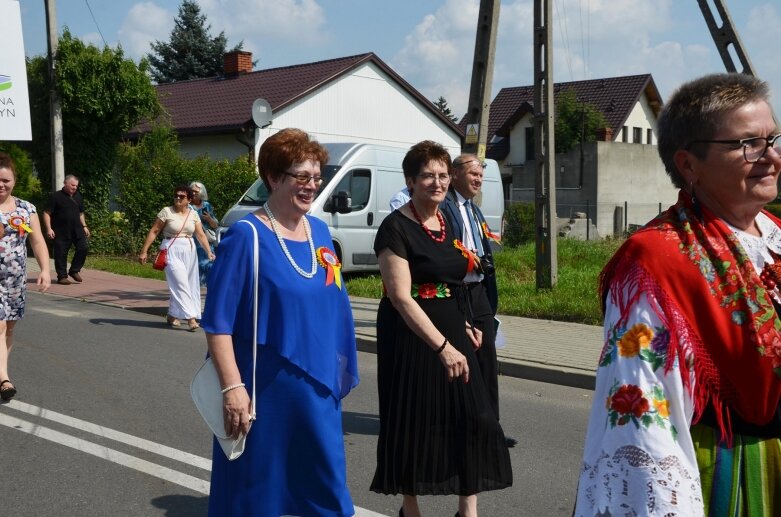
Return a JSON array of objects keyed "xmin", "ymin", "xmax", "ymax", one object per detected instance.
[
  {"xmin": 595, "ymin": 141, "xmax": 677, "ymax": 235},
  {"xmin": 509, "ymin": 141, "xmax": 678, "ymax": 238}
]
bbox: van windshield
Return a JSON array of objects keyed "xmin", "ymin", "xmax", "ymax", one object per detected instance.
[{"xmin": 239, "ymin": 165, "xmax": 342, "ymax": 205}]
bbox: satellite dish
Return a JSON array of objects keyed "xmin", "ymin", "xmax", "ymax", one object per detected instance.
[{"xmin": 251, "ymin": 98, "xmax": 272, "ymax": 128}]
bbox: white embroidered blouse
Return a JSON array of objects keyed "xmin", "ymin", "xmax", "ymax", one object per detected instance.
[{"xmin": 574, "ymin": 212, "xmax": 781, "ymax": 516}]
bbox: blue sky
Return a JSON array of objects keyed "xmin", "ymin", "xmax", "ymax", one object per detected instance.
[{"xmin": 18, "ymin": 1, "xmax": 781, "ymax": 117}]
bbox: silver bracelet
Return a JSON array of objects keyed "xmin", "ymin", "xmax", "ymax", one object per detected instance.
[{"xmin": 220, "ymin": 383, "xmax": 245, "ymax": 394}]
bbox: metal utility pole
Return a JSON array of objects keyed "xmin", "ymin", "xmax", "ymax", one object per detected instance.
[
  {"xmin": 696, "ymin": 0, "xmax": 756, "ymax": 76},
  {"xmin": 461, "ymin": 0, "xmax": 500, "ymax": 162},
  {"xmin": 533, "ymin": 0, "xmax": 557, "ymax": 288},
  {"xmin": 45, "ymin": 0, "xmax": 64, "ymax": 190}
]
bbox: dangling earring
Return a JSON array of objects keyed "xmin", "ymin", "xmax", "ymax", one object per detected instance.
[{"xmin": 690, "ymin": 182, "xmax": 702, "ymax": 220}]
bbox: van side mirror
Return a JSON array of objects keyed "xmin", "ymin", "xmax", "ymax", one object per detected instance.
[{"xmin": 331, "ymin": 191, "xmax": 351, "ymax": 214}]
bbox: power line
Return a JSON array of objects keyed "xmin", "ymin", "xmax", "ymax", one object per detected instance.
[
  {"xmin": 84, "ymin": 0, "xmax": 107, "ymax": 47},
  {"xmin": 554, "ymin": 0, "xmax": 574, "ymax": 81},
  {"xmin": 578, "ymin": 0, "xmax": 586, "ymax": 79}
]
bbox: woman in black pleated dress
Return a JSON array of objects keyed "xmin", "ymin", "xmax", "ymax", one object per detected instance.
[{"xmin": 371, "ymin": 141, "xmax": 512, "ymax": 517}]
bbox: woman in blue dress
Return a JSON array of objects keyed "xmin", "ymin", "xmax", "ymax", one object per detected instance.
[
  {"xmin": 201, "ymin": 128, "xmax": 359, "ymax": 516},
  {"xmin": 189, "ymin": 181, "xmax": 218, "ymax": 286}
]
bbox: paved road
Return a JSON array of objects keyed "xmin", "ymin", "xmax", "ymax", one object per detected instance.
[{"xmin": 1, "ymin": 293, "xmax": 593, "ymax": 516}]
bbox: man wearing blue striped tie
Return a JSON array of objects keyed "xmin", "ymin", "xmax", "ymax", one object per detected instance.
[{"xmin": 440, "ymin": 154, "xmax": 517, "ymax": 449}]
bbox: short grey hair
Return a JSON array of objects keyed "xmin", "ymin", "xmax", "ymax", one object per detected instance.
[
  {"xmin": 189, "ymin": 181, "xmax": 208, "ymax": 201},
  {"xmin": 657, "ymin": 73, "xmax": 771, "ymax": 189},
  {"xmin": 64, "ymin": 174, "xmax": 79, "ymax": 184}
]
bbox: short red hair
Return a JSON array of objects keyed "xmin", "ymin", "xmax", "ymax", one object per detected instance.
[{"xmin": 258, "ymin": 129, "xmax": 329, "ymax": 190}]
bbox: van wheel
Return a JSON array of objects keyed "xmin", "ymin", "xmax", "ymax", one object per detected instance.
[{"xmin": 333, "ymin": 241, "xmax": 343, "ymax": 264}]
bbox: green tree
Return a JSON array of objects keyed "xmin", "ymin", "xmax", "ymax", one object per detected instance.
[
  {"xmin": 554, "ymin": 89, "xmax": 609, "ymax": 153},
  {"xmin": 433, "ymin": 96, "xmax": 459, "ymax": 122},
  {"xmin": 147, "ymin": 0, "xmax": 243, "ymax": 83},
  {"xmin": 0, "ymin": 143, "xmax": 42, "ymax": 203},
  {"xmin": 25, "ymin": 29, "xmax": 161, "ymax": 211}
]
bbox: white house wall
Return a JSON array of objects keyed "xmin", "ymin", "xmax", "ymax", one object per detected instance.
[
  {"xmin": 621, "ymin": 94, "xmax": 658, "ymax": 145},
  {"xmin": 255, "ymin": 62, "xmax": 461, "ymax": 157}
]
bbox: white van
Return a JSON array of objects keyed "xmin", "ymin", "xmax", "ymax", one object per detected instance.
[{"xmin": 217, "ymin": 142, "xmax": 505, "ymax": 272}]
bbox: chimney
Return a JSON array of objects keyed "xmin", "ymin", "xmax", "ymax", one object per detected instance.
[
  {"xmin": 224, "ymin": 51, "xmax": 253, "ymax": 77},
  {"xmin": 595, "ymin": 127, "xmax": 614, "ymax": 141}
]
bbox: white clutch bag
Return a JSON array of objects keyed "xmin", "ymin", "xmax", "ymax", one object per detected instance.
[
  {"xmin": 191, "ymin": 357, "xmax": 250, "ymax": 460},
  {"xmin": 191, "ymin": 219, "xmax": 259, "ymax": 461}
]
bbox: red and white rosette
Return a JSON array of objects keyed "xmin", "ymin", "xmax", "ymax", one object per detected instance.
[
  {"xmin": 9, "ymin": 215, "xmax": 32, "ymax": 236},
  {"xmin": 316, "ymin": 247, "xmax": 343, "ymax": 289}
]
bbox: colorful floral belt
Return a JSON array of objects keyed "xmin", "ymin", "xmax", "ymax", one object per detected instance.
[
  {"xmin": 411, "ymin": 282, "xmax": 452, "ymax": 299},
  {"xmin": 382, "ymin": 282, "xmax": 454, "ymax": 299}
]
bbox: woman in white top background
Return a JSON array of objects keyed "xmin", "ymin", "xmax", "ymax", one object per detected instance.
[{"xmin": 138, "ymin": 185, "xmax": 214, "ymax": 331}]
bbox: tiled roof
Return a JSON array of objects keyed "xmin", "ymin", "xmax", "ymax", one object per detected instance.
[
  {"xmin": 131, "ymin": 52, "xmax": 461, "ymax": 137},
  {"xmin": 459, "ymin": 74, "xmax": 662, "ymax": 160}
]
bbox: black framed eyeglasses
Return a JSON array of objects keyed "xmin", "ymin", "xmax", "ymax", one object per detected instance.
[
  {"xmin": 685, "ymin": 134, "xmax": 781, "ymax": 163},
  {"xmin": 284, "ymin": 172, "xmax": 323, "ymax": 185},
  {"xmin": 174, "ymin": 194, "xmax": 188, "ymax": 200}
]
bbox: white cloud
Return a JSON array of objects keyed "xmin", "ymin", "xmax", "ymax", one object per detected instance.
[
  {"xmin": 117, "ymin": 2, "xmax": 172, "ymax": 61},
  {"xmin": 745, "ymin": 4, "xmax": 781, "ymax": 108},
  {"xmin": 391, "ymin": 0, "xmax": 684, "ymax": 117},
  {"xmin": 392, "ymin": 0, "xmax": 481, "ymax": 118},
  {"xmin": 199, "ymin": 0, "xmax": 328, "ymax": 56}
]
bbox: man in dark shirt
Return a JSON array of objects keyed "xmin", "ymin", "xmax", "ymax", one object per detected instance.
[{"xmin": 43, "ymin": 175, "xmax": 90, "ymax": 285}]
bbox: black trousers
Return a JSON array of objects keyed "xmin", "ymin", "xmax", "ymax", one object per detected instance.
[
  {"xmin": 53, "ymin": 232, "xmax": 88, "ymax": 279},
  {"xmin": 466, "ymin": 281, "xmax": 500, "ymax": 420}
]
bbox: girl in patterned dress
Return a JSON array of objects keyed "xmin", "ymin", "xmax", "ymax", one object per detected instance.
[{"xmin": 0, "ymin": 152, "xmax": 51, "ymax": 401}]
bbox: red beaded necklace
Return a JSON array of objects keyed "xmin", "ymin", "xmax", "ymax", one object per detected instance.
[{"xmin": 409, "ymin": 202, "xmax": 446, "ymax": 243}]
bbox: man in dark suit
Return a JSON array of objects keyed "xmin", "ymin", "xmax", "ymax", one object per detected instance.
[{"xmin": 440, "ymin": 154, "xmax": 517, "ymax": 448}]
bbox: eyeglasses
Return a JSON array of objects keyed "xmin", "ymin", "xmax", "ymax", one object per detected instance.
[
  {"xmin": 284, "ymin": 172, "xmax": 323, "ymax": 185},
  {"xmin": 453, "ymin": 159, "xmax": 487, "ymax": 169},
  {"xmin": 685, "ymin": 134, "xmax": 781, "ymax": 163},
  {"xmin": 174, "ymin": 194, "xmax": 188, "ymax": 200},
  {"xmin": 417, "ymin": 172, "xmax": 451, "ymax": 184}
]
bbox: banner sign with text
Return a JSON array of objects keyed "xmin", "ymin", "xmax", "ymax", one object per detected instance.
[{"xmin": 0, "ymin": 0, "xmax": 32, "ymax": 140}]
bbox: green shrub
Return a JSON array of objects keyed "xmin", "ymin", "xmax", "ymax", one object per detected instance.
[
  {"xmin": 765, "ymin": 202, "xmax": 781, "ymax": 219},
  {"xmin": 115, "ymin": 125, "xmax": 257, "ymax": 250},
  {"xmin": 503, "ymin": 202, "xmax": 535, "ymax": 247}
]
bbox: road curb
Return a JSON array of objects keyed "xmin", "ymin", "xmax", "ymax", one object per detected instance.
[{"xmin": 356, "ymin": 337, "xmax": 596, "ymax": 389}]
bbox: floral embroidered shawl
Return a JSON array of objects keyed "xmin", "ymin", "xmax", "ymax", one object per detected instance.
[{"xmin": 600, "ymin": 191, "xmax": 781, "ymax": 443}]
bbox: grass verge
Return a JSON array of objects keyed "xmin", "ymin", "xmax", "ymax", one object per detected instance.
[{"xmin": 90, "ymin": 237, "xmax": 622, "ymax": 326}]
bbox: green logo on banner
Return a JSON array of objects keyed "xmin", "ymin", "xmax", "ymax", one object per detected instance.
[{"xmin": 0, "ymin": 75, "xmax": 11, "ymax": 92}]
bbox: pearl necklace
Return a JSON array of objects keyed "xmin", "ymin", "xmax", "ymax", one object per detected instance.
[
  {"xmin": 263, "ymin": 202, "xmax": 317, "ymax": 278},
  {"xmin": 409, "ymin": 202, "xmax": 446, "ymax": 243}
]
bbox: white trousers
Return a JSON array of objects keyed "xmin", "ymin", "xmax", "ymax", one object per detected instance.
[{"xmin": 163, "ymin": 238, "xmax": 201, "ymax": 319}]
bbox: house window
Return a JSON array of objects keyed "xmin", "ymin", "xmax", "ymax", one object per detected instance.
[
  {"xmin": 525, "ymin": 127, "xmax": 534, "ymax": 161},
  {"xmin": 622, "ymin": 126, "xmax": 628, "ymax": 143},
  {"xmin": 647, "ymin": 128, "xmax": 653, "ymax": 145},
  {"xmin": 633, "ymin": 127, "xmax": 642, "ymax": 143}
]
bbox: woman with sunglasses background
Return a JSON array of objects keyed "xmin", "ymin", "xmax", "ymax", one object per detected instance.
[
  {"xmin": 138, "ymin": 185, "xmax": 214, "ymax": 331},
  {"xmin": 575, "ymin": 73, "xmax": 781, "ymax": 515}
]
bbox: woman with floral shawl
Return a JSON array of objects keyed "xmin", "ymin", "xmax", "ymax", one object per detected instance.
[{"xmin": 575, "ymin": 73, "xmax": 781, "ymax": 516}]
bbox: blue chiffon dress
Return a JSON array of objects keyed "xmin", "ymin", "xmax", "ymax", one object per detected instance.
[{"xmin": 201, "ymin": 213, "xmax": 360, "ymax": 517}]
